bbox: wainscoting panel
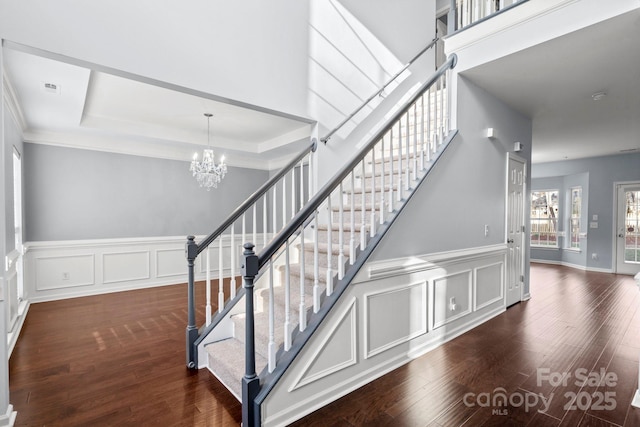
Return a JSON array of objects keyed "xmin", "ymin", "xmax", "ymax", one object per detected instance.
[
  {"xmin": 24, "ymin": 234, "xmax": 269, "ymax": 302},
  {"xmin": 155, "ymin": 248, "xmax": 187, "ymax": 279},
  {"xmin": 262, "ymin": 244, "xmax": 508, "ymax": 427},
  {"xmin": 35, "ymin": 254, "xmax": 95, "ymax": 291},
  {"xmin": 432, "ymin": 270, "xmax": 472, "ymax": 329},
  {"xmin": 102, "ymin": 251, "xmax": 150, "ymax": 284},
  {"xmin": 364, "ymin": 281, "xmax": 428, "ymax": 359},
  {"xmin": 474, "ymin": 262, "xmax": 504, "ymax": 310},
  {"xmin": 291, "ymin": 299, "xmax": 357, "ymax": 391}
]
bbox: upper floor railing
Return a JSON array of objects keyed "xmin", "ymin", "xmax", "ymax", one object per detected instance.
[{"xmin": 448, "ymin": 0, "xmax": 529, "ymax": 34}]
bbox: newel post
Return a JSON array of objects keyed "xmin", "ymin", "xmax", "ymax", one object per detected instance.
[
  {"xmin": 241, "ymin": 243, "xmax": 261, "ymax": 426},
  {"xmin": 185, "ymin": 235, "xmax": 198, "ymax": 369}
]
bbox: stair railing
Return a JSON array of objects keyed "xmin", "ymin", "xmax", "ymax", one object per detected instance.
[
  {"xmin": 185, "ymin": 140, "xmax": 317, "ymax": 368},
  {"xmin": 448, "ymin": 0, "xmax": 529, "ymax": 34},
  {"xmin": 186, "ymin": 36, "xmax": 442, "ymax": 370},
  {"xmin": 241, "ymin": 53, "xmax": 458, "ymax": 426}
]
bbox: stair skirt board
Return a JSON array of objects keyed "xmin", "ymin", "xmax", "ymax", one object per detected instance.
[{"xmin": 261, "ymin": 247, "xmax": 507, "ymax": 426}]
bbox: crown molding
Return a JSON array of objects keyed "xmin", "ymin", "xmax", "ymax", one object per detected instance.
[
  {"xmin": 22, "ymin": 129, "xmax": 288, "ymax": 171},
  {"xmin": 2, "ymin": 73, "xmax": 27, "ymax": 132}
]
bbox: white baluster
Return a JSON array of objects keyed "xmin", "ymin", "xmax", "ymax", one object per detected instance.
[
  {"xmin": 349, "ymin": 171, "xmax": 356, "ymax": 264},
  {"xmin": 282, "ymin": 175, "xmax": 287, "ymax": 230},
  {"xmin": 380, "ymin": 137, "xmax": 386, "ymax": 225},
  {"xmin": 426, "ymin": 86, "xmax": 432, "ymax": 161},
  {"xmin": 405, "ymin": 113, "xmax": 410, "ymax": 191},
  {"xmin": 252, "ymin": 205, "xmax": 257, "ymax": 248},
  {"xmin": 439, "ymin": 75, "xmax": 445, "ymax": 146},
  {"xmin": 284, "ymin": 241, "xmax": 292, "ymax": 351},
  {"xmin": 308, "ymin": 152, "xmax": 313, "ymax": 200},
  {"xmin": 338, "ymin": 183, "xmax": 345, "ymax": 280},
  {"xmin": 299, "ymin": 226, "xmax": 307, "ymax": 331},
  {"xmin": 263, "ymin": 196, "xmax": 267, "ymax": 248},
  {"xmin": 446, "ymin": 69, "xmax": 452, "ymax": 134},
  {"xmin": 242, "ymin": 213, "xmax": 246, "ymax": 247},
  {"xmin": 272, "ymin": 186, "xmax": 277, "ymax": 235},
  {"xmin": 206, "ymin": 245, "xmax": 212, "ymax": 324},
  {"xmin": 230, "ymin": 224, "xmax": 236, "ymax": 298},
  {"xmin": 299, "ymin": 161, "xmax": 304, "ymax": 212},
  {"xmin": 360, "ymin": 160, "xmax": 367, "ymax": 249},
  {"xmin": 420, "ymin": 95, "xmax": 426, "ymax": 169},
  {"xmin": 370, "ymin": 149, "xmax": 376, "ymax": 237},
  {"xmin": 268, "ymin": 261, "xmax": 276, "ymax": 373},
  {"xmin": 313, "ymin": 212, "xmax": 320, "ymax": 313},
  {"xmin": 413, "ymin": 104, "xmax": 418, "ymax": 180},
  {"xmin": 398, "ymin": 122, "xmax": 403, "ymax": 201},
  {"xmin": 218, "ymin": 238, "xmax": 224, "ymax": 314},
  {"xmin": 389, "ymin": 127, "xmax": 395, "ymax": 212},
  {"xmin": 291, "ymin": 169, "xmax": 296, "ymax": 219},
  {"xmin": 326, "ymin": 196, "xmax": 333, "ymax": 296}
]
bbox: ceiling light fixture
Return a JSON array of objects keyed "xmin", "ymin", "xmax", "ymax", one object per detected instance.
[
  {"xmin": 190, "ymin": 113, "xmax": 227, "ymax": 190},
  {"xmin": 591, "ymin": 91, "xmax": 607, "ymax": 101}
]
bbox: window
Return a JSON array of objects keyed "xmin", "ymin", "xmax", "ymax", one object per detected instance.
[
  {"xmin": 531, "ymin": 190, "xmax": 559, "ymax": 247},
  {"xmin": 569, "ymin": 187, "xmax": 582, "ymax": 250}
]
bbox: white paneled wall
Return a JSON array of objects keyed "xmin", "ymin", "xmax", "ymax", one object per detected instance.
[{"xmin": 23, "ymin": 234, "xmax": 269, "ymax": 302}]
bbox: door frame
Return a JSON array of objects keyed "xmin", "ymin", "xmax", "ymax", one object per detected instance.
[
  {"xmin": 505, "ymin": 153, "xmax": 527, "ymax": 305},
  {"xmin": 612, "ymin": 180, "xmax": 640, "ymax": 274}
]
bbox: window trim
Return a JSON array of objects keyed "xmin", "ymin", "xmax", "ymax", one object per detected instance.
[
  {"xmin": 531, "ymin": 189, "xmax": 560, "ymax": 248},
  {"xmin": 568, "ymin": 186, "xmax": 582, "ymax": 251}
]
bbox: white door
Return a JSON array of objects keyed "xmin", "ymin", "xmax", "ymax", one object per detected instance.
[
  {"xmin": 506, "ymin": 155, "xmax": 525, "ymax": 306},
  {"xmin": 615, "ymin": 183, "xmax": 640, "ymax": 275}
]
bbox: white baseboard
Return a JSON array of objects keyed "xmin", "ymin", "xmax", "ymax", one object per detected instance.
[
  {"xmin": 0, "ymin": 404, "xmax": 16, "ymax": 427},
  {"xmin": 531, "ymin": 259, "xmax": 613, "ymax": 274}
]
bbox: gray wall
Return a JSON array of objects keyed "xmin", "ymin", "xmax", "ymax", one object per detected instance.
[
  {"xmin": 24, "ymin": 143, "xmax": 269, "ymax": 241},
  {"xmin": 532, "ymin": 153, "xmax": 640, "ymax": 271},
  {"xmin": 369, "ymin": 75, "xmax": 533, "ymax": 290}
]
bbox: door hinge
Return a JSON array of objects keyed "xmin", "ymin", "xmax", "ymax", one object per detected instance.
[
  {"xmin": 521, "ymin": 225, "xmax": 526, "ymax": 233},
  {"xmin": 520, "ymin": 275, "xmax": 524, "ymax": 282}
]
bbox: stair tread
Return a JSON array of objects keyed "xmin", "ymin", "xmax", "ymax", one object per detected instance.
[
  {"xmin": 332, "ymin": 202, "xmax": 377, "ymax": 211},
  {"xmin": 206, "ymin": 337, "xmax": 268, "ymax": 400},
  {"xmin": 289, "ymin": 263, "xmax": 330, "ymax": 283},
  {"xmin": 300, "ymin": 241, "xmax": 351, "ymax": 255},
  {"xmin": 347, "ymin": 184, "xmax": 398, "ymax": 193},
  {"xmin": 316, "ymin": 223, "xmax": 368, "ymax": 232}
]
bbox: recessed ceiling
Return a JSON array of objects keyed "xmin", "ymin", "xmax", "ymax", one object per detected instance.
[
  {"xmin": 2, "ymin": 48, "xmax": 314, "ymax": 169},
  {"xmin": 460, "ymin": 8, "xmax": 640, "ymax": 163}
]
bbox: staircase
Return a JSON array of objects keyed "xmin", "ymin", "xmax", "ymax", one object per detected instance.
[
  {"xmin": 183, "ymin": 54, "xmax": 458, "ymax": 426},
  {"xmin": 205, "ymin": 146, "xmax": 449, "ymax": 399}
]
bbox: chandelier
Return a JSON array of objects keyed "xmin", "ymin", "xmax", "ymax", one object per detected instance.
[{"xmin": 190, "ymin": 113, "xmax": 227, "ymax": 190}]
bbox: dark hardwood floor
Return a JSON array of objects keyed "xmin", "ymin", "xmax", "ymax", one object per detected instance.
[{"xmin": 9, "ymin": 264, "xmax": 640, "ymax": 426}]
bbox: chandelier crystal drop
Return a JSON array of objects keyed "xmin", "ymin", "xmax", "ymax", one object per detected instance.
[{"xmin": 190, "ymin": 113, "xmax": 227, "ymax": 190}]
